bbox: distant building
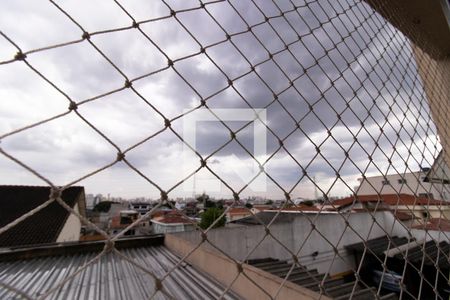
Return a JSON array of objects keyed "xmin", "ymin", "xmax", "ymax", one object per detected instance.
[
  {"xmin": 129, "ymin": 201, "xmax": 152, "ymax": 216},
  {"xmin": 0, "ymin": 186, "xmax": 86, "ymax": 248},
  {"xmin": 109, "ymin": 210, "xmax": 140, "ymax": 236},
  {"xmin": 226, "ymin": 207, "xmax": 253, "ymax": 222},
  {"xmin": 151, "ymin": 212, "xmax": 196, "ymax": 234},
  {"xmin": 85, "ymin": 193, "xmax": 95, "ymax": 210},
  {"xmin": 327, "ymin": 193, "xmax": 450, "ymax": 226}
]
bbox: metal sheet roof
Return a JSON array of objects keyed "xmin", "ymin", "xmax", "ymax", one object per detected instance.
[
  {"xmin": 247, "ymin": 258, "xmax": 397, "ymax": 299},
  {"xmin": 0, "ymin": 245, "xmax": 240, "ymax": 300},
  {"xmin": 345, "ymin": 236, "xmax": 411, "ymax": 256},
  {"xmin": 393, "ymin": 240, "xmax": 450, "ymax": 268}
]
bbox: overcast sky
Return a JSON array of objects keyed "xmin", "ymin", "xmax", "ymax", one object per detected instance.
[{"xmin": 0, "ymin": 0, "xmax": 441, "ymax": 200}]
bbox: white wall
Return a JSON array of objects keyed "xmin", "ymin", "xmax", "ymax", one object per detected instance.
[
  {"xmin": 172, "ymin": 212, "xmax": 412, "ymax": 275},
  {"xmin": 357, "ymin": 171, "xmax": 450, "ymax": 200},
  {"xmin": 57, "ymin": 203, "xmax": 82, "ymax": 243},
  {"xmin": 153, "ymin": 222, "xmax": 195, "ymax": 234}
]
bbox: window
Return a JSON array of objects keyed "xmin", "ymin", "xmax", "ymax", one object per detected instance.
[
  {"xmin": 120, "ymin": 216, "xmax": 133, "ymax": 224},
  {"xmin": 419, "ymin": 193, "xmax": 434, "ymax": 199},
  {"xmin": 398, "ymin": 178, "xmax": 407, "ymax": 184},
  {"xmin": 382, "ymin": 179, "xmax": 390, "ymax": 185}
]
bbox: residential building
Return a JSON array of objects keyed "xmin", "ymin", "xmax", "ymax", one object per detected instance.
[
  {"xmin": 356, "ymin": 170, "xmax": 450, "ymax": 201},
  {"xmin": 109, "ymin": 210, "xmax": 139, "ymax": 236},
  {"xmin": 151, "ymin": 212, "xmax": 196, "ymax": 234},
  {"xmin": 85, "ymin": 193, "xmax": 95, "ymax": 210},
  {"xmin": 328, "ymin": 194, "xmax": 450, "ymax": 226},
  {"xmin": 0, "ymin": 185, "xmax": 86, "ymax": 248},
  {"xmin": 129, "ymin": 201, "xmax": 152, "ymax": 216},
  {"xmin": 226, "ymin": 207, "xmax": 253, "ymax": 222}
]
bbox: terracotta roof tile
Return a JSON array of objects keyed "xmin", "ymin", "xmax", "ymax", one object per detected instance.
[
  {"xmin": 227, "ymin": 207, "xmax": 252, "ymax": 215},
  {"xmin": 336, "ymin": 194, "xmax": 448, "ymax": 207},
  {"xmin": 271, "ymin": 205, "xmax": 319, "ymax": 212},
  {"xmin": 412, "ymin": 218, "xmax": 450, "ymax": 231}
]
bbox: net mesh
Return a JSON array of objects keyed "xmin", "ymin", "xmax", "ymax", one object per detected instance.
[{"xmin": 0, "ymin": 0, "xmax": 449, "ymax": 299}]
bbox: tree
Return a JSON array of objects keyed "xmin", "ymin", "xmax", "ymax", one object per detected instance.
[
  {"xmin": 216, "ymin": 200, "xmax": 224, "ymax": 209},
  {"xmin": 265, "ymin": 200, "xmax": 273, "ymax": 205},
  {"xmin": 196, "ymin": 192, "xmax": 209, "ymax": 203},
  {"xmin": 93, "ymin": 201, "xmax": 113, "ymax": 212},
  {"xmin": 199, "ymin": 207, "xmax": 226, "ymax": 229},
  {"xmin": 245, "ymin": 202, "xmax": 253, "ymax": 209}
]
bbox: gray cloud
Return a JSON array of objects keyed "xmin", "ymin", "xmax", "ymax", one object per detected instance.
[{"xmin": 0, "ymin": 0, "xmax": 440, "ymax": 199}]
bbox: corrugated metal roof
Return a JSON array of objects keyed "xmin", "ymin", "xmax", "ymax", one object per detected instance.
[
  {"xmin": 247, "ymin": 258, "xmax": 397, "ymax": 299},
  {"xmin": 393, "ymin": 240, "xmax": 450, "ymax": 267},
  {"xmin": 345, "ymin": 236, "xmax": 411, "ymax": 256},
  {"xmin": 0, "ymin": 245, "xmax": 240, "ymax": 300}
]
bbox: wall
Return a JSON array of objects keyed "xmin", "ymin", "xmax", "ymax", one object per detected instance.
[
  {"xmin": 57, "ymin": 203, "xmax": 81, "ymax": 243},
  {"xmin": 165, "ymin": 234, "xmax": 326, "ymax": 300},
  {"xmin": 412, "ymin": 45, "xmax": 450, "ymax": 169},
  {"xmin": 171, "ymin": 211, "xmax": 412, "ymax": 275},
  {"xmin": 152, "ymin": 222, "xmax": 195, "ymax": 234},
  {"xmin": 356, "ymin": 172, "xmax": 449, "ymax": 200}
]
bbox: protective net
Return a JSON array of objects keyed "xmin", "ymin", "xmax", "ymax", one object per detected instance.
[{"xmin": 0, "ymin": 0, "xmax": 449, "ymax": 299}]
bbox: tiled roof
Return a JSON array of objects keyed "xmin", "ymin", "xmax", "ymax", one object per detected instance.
[
  {"xmin": 0, "ymin": 237, "xmax": 240, "ymax": 300},
  {"xmin": 0, "ymin": 185, "xmax": 84, "ymax": 248},
  {"xmin": 393, "ymin": 211, "xmax": 416, "ymax": 221},
  {"xmin": 267, "ymin": 205, "xmax": 319, "ymax": 212},
  {"xmin": 227, "ymin": 207, "xmax": 252, "ymax": 215},
  {"xmin": 329, "ymin": 197, "xmax": 356, "ymax": 208},
  {"xmin": 231, "ymin": 212, "xmax": 297, "ymax": 225},
  {"xmin": 336, "ymin": 194, "xmax": 448, "ymax": 207},
  {"xmin": 152, "ymin": 212, "xmax": 195, "ymax": 224},
  {"xmin": 412, "ymin": 218, "xmax": 450, "ymax": 231}
]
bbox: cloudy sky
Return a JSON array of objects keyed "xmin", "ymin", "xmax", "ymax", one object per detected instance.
[{"xmin": 0, "ymin": 0, "xmax": 441, "ymax": 200}]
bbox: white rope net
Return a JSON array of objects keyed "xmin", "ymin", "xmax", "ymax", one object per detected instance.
[{"xmin": 0, "ymin": 0, "xmax": 449, "ymax": 299}]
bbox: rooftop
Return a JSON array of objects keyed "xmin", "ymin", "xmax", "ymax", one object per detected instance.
[
  {"xmin": 0, "ymin": 236, "xmax": 240, "ymax": 300},
  {"xmin": 0, "ymin": 186, "xmax": 84, "ymax": 248},
  {"xmin": 345, "ymin": 235, "xmax": 411, "ymax": 257},
  {"xmin": 333, "ymin": 194, "xmax": 448, "ymax": 208},
  {"xmin": 412, "ymin": 218, "xmax": 450, "ymax": 232},
  {"xmin": 152, "ymin": 213, "xmax": 195, "ymax": 225},
  {"xmin": 247, "ymin": 258, "xmax": 396, "ymax": 299}
]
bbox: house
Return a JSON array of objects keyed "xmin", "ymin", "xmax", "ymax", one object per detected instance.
[
  {"xmin": 356, "ymin": 169, "xmax": 450, "ymax": 201},
  {"xmin": 129, "ymin": 201, "xmax": 152, "ymax": 216},
  {"xmin": 151, "ymin": 212, "xmax": 196, "ymax": 234},
  {"xmin": 226, "ymin": 207, "xmax": 253, "ymax": 222},
  {"xmin": 328, "ymin": 194, "xmax": 450, "ymax": 225},
  {"xmin": 0, "ymin": 185, "xmax": 86, "ymax": 248},
  {"xmin": 109, "ymin": 210, "xmax": 140, "ymax": 236}
]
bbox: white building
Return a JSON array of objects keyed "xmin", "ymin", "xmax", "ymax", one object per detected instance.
[
  {"xmin": 356, "ymin": 170, "xmax": 450, "ymax": 201},
  {"xmin": 151, "ymin": 213, "xmax": 196, "ymax": 234}
]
